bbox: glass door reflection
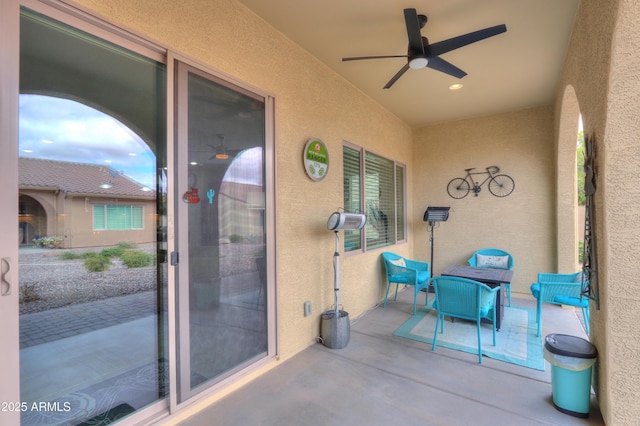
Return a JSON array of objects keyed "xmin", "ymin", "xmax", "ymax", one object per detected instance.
[{"xmin": 176, "ymin": 63, "xmax": 268, "ymax": 399}]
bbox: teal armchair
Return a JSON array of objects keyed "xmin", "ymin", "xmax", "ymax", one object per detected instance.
[
  {"xmin": 530, "ymin": 272, "xmax": 590, "ymax": 336},
  {"xmin": 468, "ymin": 248, "xmax": 514, "ymax": 306},
  {"xmin": 381, "ymin": 252, "xmax": 430, "ymax": 315},
  {"xmin": 430, "ymin": 276, "xmax": 499, "ymax": 364}
]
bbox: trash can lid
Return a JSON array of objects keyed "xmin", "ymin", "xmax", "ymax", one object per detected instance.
[{"xmin": 545, "ymin": 334, "xmax": 597, "ymax": 359}]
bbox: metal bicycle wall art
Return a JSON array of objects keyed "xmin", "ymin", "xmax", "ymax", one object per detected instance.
[{"xmin": 447, "ymin": 166, "xmax": 515, "ymax": 199}]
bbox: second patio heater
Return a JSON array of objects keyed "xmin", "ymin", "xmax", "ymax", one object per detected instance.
[
  {"xmin": 322, "ymin": 211, "xmax": 367, "ymax": 349},
  {"xmin": 424, "ymin": 206, "xmax": 450, "ymax": 277}
]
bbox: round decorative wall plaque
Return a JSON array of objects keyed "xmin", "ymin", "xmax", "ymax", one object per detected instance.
[{"xmin": 303, "ymin": 138, "xmax": 329, "ymax": 181}]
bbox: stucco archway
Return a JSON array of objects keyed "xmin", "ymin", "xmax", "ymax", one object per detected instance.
[
  {"xmin": 18, "ymin": 194, "xmax": 48, "ymax": 245},
  {"xmin": 556, "ymin": 84, "xmax": 581, "ymax": 272}
]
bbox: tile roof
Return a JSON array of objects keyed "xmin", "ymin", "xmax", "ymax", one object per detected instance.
[{"xmin": 19, "ymin": 157, "xmax": 156, "ymax": 198}]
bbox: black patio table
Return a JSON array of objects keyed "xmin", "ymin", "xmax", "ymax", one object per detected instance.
[{"xmin": 441, "ymin": 265, "xmax": 514, "ymax": 331}]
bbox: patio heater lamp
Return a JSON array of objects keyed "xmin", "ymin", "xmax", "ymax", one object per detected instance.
[
  {"xmin": 424, "ymin": 206, "xmax": 450, "ymax": 278},
  {"xmin": 322, "ymin": 211, "xmax": 367, "ymax": 349}
]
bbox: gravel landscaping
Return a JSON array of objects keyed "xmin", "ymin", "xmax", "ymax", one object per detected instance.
[
  {"xmin": 18, "ymin": 242, "xmax": 263, "ymax": 315},
  {"xmin": 18, "ymin": 244, "xmax": 159, "ymax": 315}
]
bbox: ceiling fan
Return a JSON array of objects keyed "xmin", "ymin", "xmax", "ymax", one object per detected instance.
[
  {"xmin": 342, "ymin": 8, "xmax": 507, "ymax": 89},
  {"xmin": 207, "ymin": 134, "xmax": 242, "ymax": 160}
]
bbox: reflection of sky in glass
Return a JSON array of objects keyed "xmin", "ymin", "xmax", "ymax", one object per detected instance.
[
  {"xmin": 224, "ymin": 147, "xmax": 263, "ymax": 185},
  {"xmin": 19, "ymin": 94, "xmax": 156, "ymax": 188}
]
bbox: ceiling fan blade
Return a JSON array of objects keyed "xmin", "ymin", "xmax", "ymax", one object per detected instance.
[
  {"xmin": 404, "ymin": 8, "xmax": 425, "ymax": 55},
  {"xmin": 426, "ymin": 56, "xmax": 467, "ymax": 79},
  {"xmin": 383, "ymin": 63, "xmax": 411, "ymax": 89},
  {"xmin": 429, "ymin": 24, "xmax": 507, "ymax": 57},
  {"xmin": 342, "ymin": 55, "xmax": 408, "ymax": 62}
]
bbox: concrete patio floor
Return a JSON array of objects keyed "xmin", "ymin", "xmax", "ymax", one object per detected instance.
[{"xmin": 178, "ymin": 289, "xmax": 604, "ymax": 426}]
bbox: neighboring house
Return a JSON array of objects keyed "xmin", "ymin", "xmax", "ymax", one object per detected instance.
[{"xmin": 18, "ymin": 157, "xmax": 156, "ymax": 248}]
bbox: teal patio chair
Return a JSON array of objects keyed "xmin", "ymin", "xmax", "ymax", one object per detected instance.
[
  {"xmin": 381, "ymin": 252, "xmax": 430, "ymax": 315},
  {"xmin": 430, "ymin": 276, "xmax": 499, "ymax": 364},
  {"xmin": 467, "ymin": 248, "xmax": 514, "ymax": 306},
  {"xmin": 530, "ymin": 272, "xmax": 590, "ymax": 337}
]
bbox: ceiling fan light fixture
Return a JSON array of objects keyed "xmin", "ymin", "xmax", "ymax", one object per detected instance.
[
  {"xmin": 449, "ymin": 83, "xmax": 464, "ymax": 90},
  {"xmin": 409, "ymin": 57, "xmax": 428, "ymax": 69},
  {"xmin": 215, "ymin": 152, "xmax": 229, "ymax": 160}
]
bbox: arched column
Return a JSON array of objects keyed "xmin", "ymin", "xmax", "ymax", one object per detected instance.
[{"xmin": 556, "ymin": 85, "xmax": 581, "ymax": 273}]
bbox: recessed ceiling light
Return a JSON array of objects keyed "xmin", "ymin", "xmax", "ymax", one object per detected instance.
[
  {"xmin": 41, "ymin": 139, "xmax": 54, "ymax": 144},
  {"xmin": 190, "ymin": 161, "xmax": 198, "ymax": 165},
  {"xmin": 99, "ymin": 183, "xmax": 113, "ymax": 189},
  {"xmin": 105, "ymin": 160, "xmax": 112, "ymax": 163},
  {"xmin": 23, "ymin": 149, "xmax": 33, "ymax": 153},
  {"xmin": 128, "ymin": 153, "xmax": 137, "ymax": 156},
  {"xmin": 140, "ymin": 186, "xmax": 151, "ymax": 192},
  {"xmin": 449, "ymin": 83, "xmax": 463, "ymax": 90}
]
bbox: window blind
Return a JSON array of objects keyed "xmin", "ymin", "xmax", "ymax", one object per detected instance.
[
  {"xmin": 343, "ymin": 146, "xmax": 362, "ymax": 252},
  {"xmin": 396, "ymin": 164, "xmax": 405, "ymax": 241},
  {"xmin": 365, "ymin": 151, "xmax": 395, "ymax": 250},
  {"xmin": 93, "ymin": 204, "xmax": 144, "ymax": 230}
]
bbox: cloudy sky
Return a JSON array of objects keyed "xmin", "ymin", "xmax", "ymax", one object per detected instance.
[{"xmin": 19, "ymin": 94, "xmax": 156, "ymax": 188}]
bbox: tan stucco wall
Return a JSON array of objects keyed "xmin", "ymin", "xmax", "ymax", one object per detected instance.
[
  {"xmin": 70, "ymin": 0, "xmax": 412, "ymax": 362},
  {"xmin": 20, "ymin": 190, "xmax": 156, "ymax": 248},
  {"xmin": 555, "ymin": 0, "xmax": 640, "ymax": 423},
  {"xmin": 412, "ymin": 106, "xmax": 555, "ymax": 296}
]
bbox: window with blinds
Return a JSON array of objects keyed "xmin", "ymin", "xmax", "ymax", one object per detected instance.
[
  {"xmin": 365, "ymin": 151, "xmax": 395, "ymax": 250},
  {"xmin": 343, "ymin": 145, "xmax": 362, "ymax": 252},
  {"xmin": 396, "ymin": 164, "xmax": 405, "ymax": 242},
  {"xmin": 93, "ymin": 204, "xmax": 144, "ymax": 230},
  {"xmin": 342, "ymin": 144, "xmax": 406, "ymax": 252}
]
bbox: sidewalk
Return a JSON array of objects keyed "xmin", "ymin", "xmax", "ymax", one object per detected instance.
[{"xmin": 19, "ymin": 291, "xmax": 158, "ymax": 348}]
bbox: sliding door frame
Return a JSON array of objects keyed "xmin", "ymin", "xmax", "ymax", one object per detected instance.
[
  {"xmin": 0, "ymin": 1, "xmax": 21, "ymax": 421},
  {"xmin": 0, "ymin": 0, "xmax": 278, "ymax": 421},
  {"xmin": 169, "ymin": 51, "xmax": 278, "ymax": 409}
]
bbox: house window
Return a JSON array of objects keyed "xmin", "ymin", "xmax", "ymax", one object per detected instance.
[
  {"xmin": 343, "ymin": 145, "xmax": 362, "ymax": 252},
  {"xmin": 396, "ymin": 164, "xmax": 406, "ymax": 241},
  {"xmin": 93, "ymin": 204, "xmax": 144, "ymax": 230},
  {"xmin": 342, "ymin": 144, "xmax": 406, "ymax": 252}
]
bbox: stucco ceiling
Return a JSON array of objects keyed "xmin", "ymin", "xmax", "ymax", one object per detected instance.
[{"xmin": 236, "ymin": 0, "xmax": 580, "ymax": 128}]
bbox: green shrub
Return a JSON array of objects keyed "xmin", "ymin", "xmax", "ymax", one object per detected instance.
[
  {"xmin": 84, "ymin": 255, "xmax": 112, "ymax": 272},
  {"xmin": 20, "ymin": 284, "xmax": 41, "ymax": 303},
  {"xmin": 81, "ymin": 252, "xmax": 98, "ymax": 259},
  {"xmin": 578, "ymin": 241, "xmax": 584, "ymax": 264},
  {"xmin": 229, "ymin": 234, "xmax": 243, "ymax": 243},
  {"xmin": 117, "ymin": 241, "xmax": 137, "ymax": 250},
  {"xmin": 59, "ymin": 251, "xmax": 82, "ymax": 260},
  {"xmin": 100, "ymin": 246, "xmax": 126, "ymax": 258},
  {"xmin": 120, "ymin": 250, "xmax": 155, "ymax": 268}
]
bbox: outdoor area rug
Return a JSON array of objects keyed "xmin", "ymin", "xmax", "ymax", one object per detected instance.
[{"xmin": 394, "ymin": 305, "xmax": 545, "ymax": 370}]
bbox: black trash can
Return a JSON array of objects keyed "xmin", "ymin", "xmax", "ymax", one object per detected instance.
[{"xmin": 544, "ymin": 333, "xmax": 597, "ymax": 418}]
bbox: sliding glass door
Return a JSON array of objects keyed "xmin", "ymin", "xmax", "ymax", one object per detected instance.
[
  {"xmin": 0, "ymin": 4, "xmax": 275, "ymax": 424},
  {"xmin": 175, "ymin": 62, "xmax": 271, "ymax": 401},
  {"xmin": 17, "ymin": 8, "xmax": 168, "ymax": 424}
]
